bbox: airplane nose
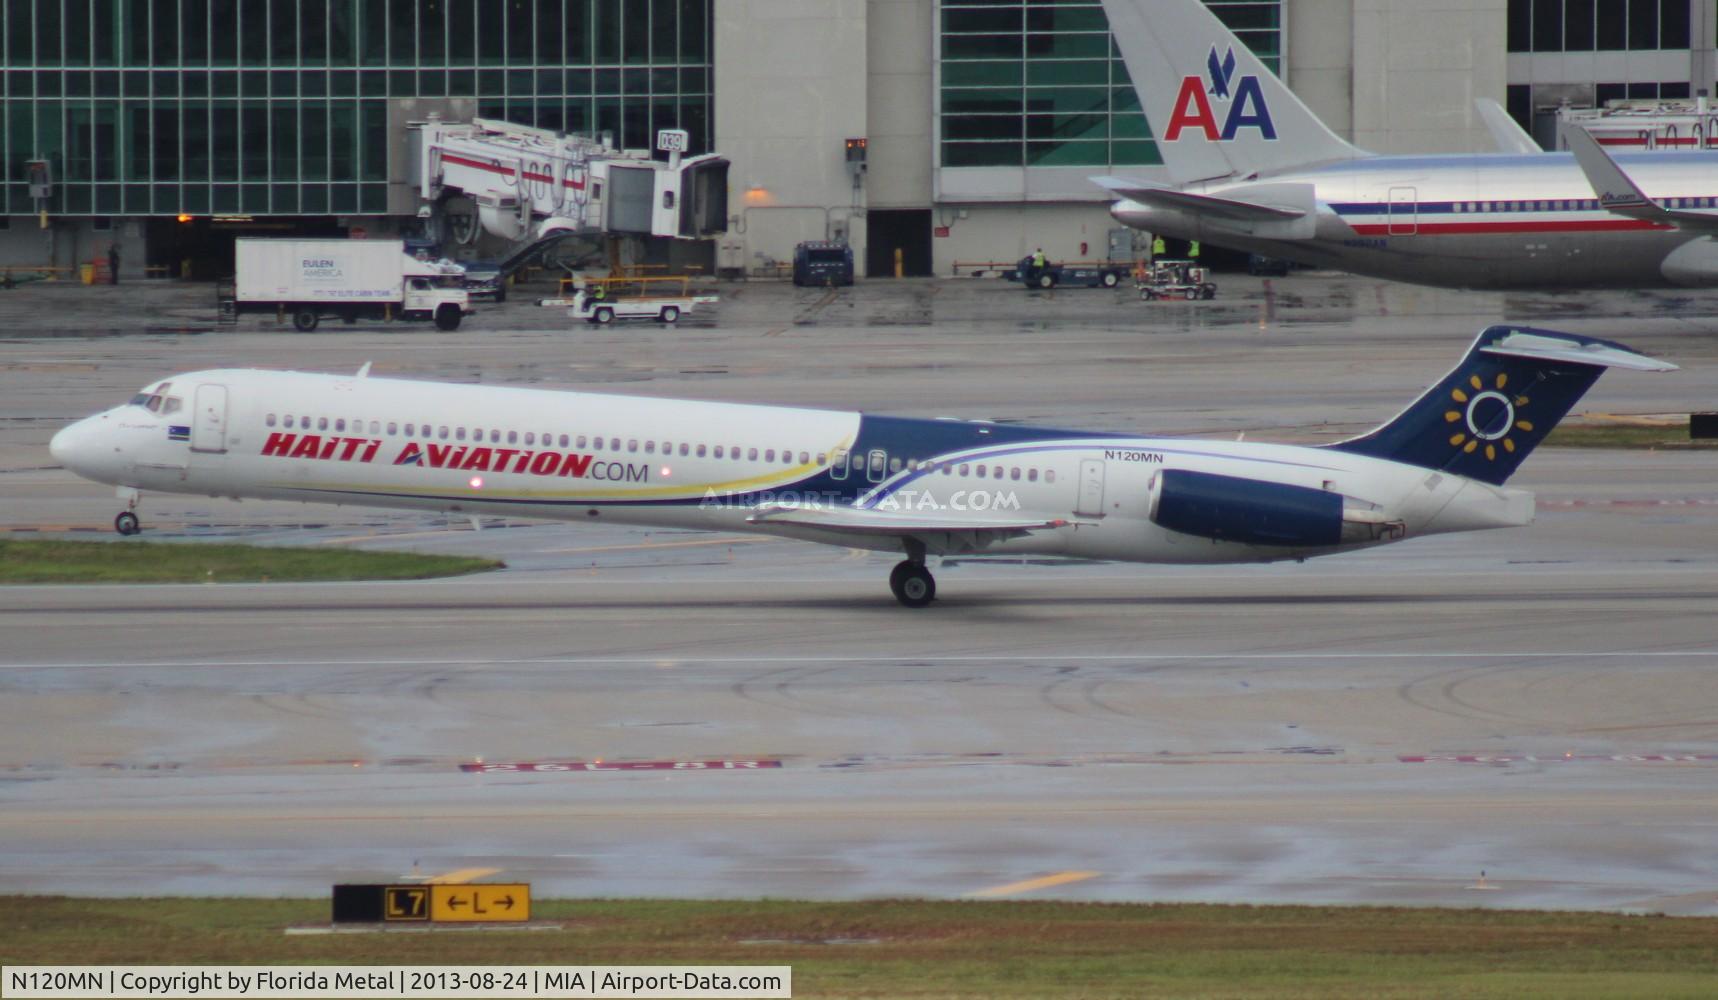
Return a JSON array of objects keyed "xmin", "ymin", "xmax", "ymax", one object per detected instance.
[
  {"xmin": 49, "ymin": 422, "xmax": 78, "ymax": 467},
  {"xmin": 50, "ymin": 417, "xmax": 104, "ymax": 478}
]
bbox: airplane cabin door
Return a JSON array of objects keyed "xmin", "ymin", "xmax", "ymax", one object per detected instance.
[
  {"xmin": 1074, "ymin": 459, "xmax": 1106, "ymax": 517},
  {"xmin": 191, "ymin": 383, "xmax": 229, "ymax": 453},
  {"xmin": 1387, "ymin": 186, "xmax": 1417, "ymax": 235}
]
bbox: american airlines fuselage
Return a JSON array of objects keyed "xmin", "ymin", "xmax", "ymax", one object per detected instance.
[{"xmin": 1113, "ymin": 148, "xmax": 1718, "ymax": 290}]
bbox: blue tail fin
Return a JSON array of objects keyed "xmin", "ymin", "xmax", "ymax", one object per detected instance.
[{"xmin": 1330, "ymin": 326, "xmax": 1674, "ymax": 486}]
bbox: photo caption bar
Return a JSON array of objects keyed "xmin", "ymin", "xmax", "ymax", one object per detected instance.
[{"xmin": 1, "ymin": 966, "xmax": 791, "ymax": 999}]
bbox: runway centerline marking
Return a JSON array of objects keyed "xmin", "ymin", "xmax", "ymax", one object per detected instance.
[
  {"xmin": 4, "ymin": 651, "xmax": 1713, "ymax": 670},
  {"xmin": 416, "ymin": 867, "xmax": 502, "ymax": 884},
  {"xmin": 969, "ymin": 871, "xmax": 1099, "ymax": 898}
]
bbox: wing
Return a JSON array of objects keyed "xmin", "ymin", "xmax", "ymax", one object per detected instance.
[
  {"xmin": 746, "ymin": 502, "xmax": 1073, "ymax": 555},
  {"xmin": 1566, "ymin": 127, "xmax": 1718, "ymax": 233},
  {"xmin": 1092, "ymin": 176, "xmax": 1309, "ymax": 222}
]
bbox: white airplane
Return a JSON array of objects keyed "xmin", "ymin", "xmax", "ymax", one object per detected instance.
[
  {"xmin": 50, "ymin": 327, "xmax": 1670, "ymax": 607},
  {"xmin": 1096, "ymin": 0, "xmax": 1718, "ymax": 289}
]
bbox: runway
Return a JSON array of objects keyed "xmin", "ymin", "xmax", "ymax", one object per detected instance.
[{"xmin": 2, "ymin": 275, "xmax": 1716, "ymax": 912}]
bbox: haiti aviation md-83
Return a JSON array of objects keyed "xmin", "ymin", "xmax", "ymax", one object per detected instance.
[
  {"xmin": 52, "ymin": 327, "xmax": 1669, "ymax": 607},
  {"xmin": 1096, "ymin": 0, "xmax": 1718, "ymax": 289}
]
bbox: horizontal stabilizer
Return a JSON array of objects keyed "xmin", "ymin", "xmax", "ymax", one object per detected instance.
[
  {"xmin": 748, "ymin": 502, "xmax": 1068, "ymax": 538},
  {"xmin": 1475, "ymin": 98, "xmax": 1541, "ymax": 154},
  {"xmin": 1567, "ymin": 127, "xmax": 1718, "ymax": 232},
  {"xmin": 1092, "ymin": 177, "xmax": 1310, "ymax": 221},
  {"xmin": 1480, "ymin": 329, "xmax": 1677, "ymax": 372}
]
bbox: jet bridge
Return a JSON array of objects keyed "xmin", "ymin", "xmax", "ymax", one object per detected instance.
[{"xmin": 406, "ymin": 117, "xmax": 729, "ymax": 248}]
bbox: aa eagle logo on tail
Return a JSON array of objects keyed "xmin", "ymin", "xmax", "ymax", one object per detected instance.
[{"xmin": 1165, "ymin": 46, "xmax": 1277, "ymax": 142}]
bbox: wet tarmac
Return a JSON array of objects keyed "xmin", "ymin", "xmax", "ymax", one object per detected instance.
[{"xmin": 2, "ymin": 274, "xmax": 1715, "ymax": 911}]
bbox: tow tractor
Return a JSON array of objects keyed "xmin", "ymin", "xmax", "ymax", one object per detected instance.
[
  {"xmin": 1011, "ymin": 256, "xmax": 1132, "ymax": 289},
  {"xmin": 1137, "ymin": 259, "xmax": 1217, "ymax": 301},
  {"xmin": 561, "ymin": 276, "xmax": 718, "ymax": 324}
]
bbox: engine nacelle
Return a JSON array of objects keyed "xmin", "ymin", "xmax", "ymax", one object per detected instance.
[{"xmin": 1148, "ymin": 469, "xmax": 1388, "ymax": 548}]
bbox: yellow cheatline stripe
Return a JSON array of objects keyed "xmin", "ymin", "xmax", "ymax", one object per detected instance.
[
  {"xmin": 967, "ymin": 870, "xmax": 1099, "ymax": 899},
  {"xmin": 422, "ymin": 867, "xmax": 501, "ymax": 884}
]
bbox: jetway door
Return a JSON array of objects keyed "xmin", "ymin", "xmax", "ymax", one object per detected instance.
[
  {"xmin": 191, "ymin": 383, "xmax": 229, "ymax": 453},
  {"xmin": 1388, "ymin": 187, "xmax": 1417, "ymax": 236},
  {"xmin": 607, "ymin": 165, "xmax": 655, "ymax": 234}
]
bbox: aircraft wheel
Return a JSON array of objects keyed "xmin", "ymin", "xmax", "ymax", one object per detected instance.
[
  {"xmin": 889, "ymin": 560, "xmax": 936, "ymax": 608},
  {"xmin": 659, "ymin": 305, "xmax": 680, "ymax": 323},
  {"xmin": 115, "ymin": 511, "xmax": 141, "ymax": 536},
  {"xmin": 1101, "ymin": 271, "xmax": 1119, "ymax": 287}
]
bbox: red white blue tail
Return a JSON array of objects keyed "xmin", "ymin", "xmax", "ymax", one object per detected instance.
[{"xmin": 1101, "ymin": 0, "xmax": 1363, "ymax": 185}]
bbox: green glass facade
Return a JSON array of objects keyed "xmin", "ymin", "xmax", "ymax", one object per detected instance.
[
  {"xmin": 939, "ymin": 0, "xmax": 1282, "ymax": 168},
  {"xmin": 1, "ymin": 0, "xmax": 713, "ymax": 216}
]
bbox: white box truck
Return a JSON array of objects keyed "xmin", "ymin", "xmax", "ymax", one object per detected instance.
[{"xmin": 232, "ymin": 239, "xmax": 473, "ymax": 331}]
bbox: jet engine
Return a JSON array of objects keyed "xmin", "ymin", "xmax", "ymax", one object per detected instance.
[{"xmin": 1147, "ymin": 469, "xmax": 1401, "ymax": 547}]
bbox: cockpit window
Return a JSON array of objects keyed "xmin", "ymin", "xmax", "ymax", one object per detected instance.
[{"xmin": 129, "ymin": 382, "xmax": 178, "ymax": 415}]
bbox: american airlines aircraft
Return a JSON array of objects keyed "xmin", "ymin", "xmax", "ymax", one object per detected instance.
[
  {"xmin": 1096, "ymin": 0, "xmax": 1718, "ymax": 289},
  {"xmin": 50, "ymin": 327, "xmax": 1669, "ymax": 607}
]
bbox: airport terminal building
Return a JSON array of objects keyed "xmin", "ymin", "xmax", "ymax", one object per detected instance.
[{"xmin": 2, "ymin": 0, "xmax": 1715, "ymax": 278}]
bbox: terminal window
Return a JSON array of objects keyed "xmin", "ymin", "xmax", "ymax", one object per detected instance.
[{"xmin": 938, "ymin": 0, "xmax": 1282, "ymax": 169}]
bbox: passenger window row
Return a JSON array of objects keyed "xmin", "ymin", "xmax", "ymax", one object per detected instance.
[
  {"xmin": 827, "ymin": 448, "xmax": 1055, "ymax": 485},
  {"xmin": 261, "ymin": 413, "xmax": 1057, "ymax": 484},
  {"xmin": 264, "ymin": 412, "xmax": 825, "ymax": 467}
]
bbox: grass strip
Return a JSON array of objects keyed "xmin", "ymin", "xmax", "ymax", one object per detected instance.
[
  {"xmin": 0, "ymin": 539, "xmax": 501, "ymax": 584},
  {"xmin": 1546, "ymin": 424, "xmax": 1718, "ymax": 449},
  {"xmin": 3, "ymin": 898, "xmax": 1717, "ymax": 999}
]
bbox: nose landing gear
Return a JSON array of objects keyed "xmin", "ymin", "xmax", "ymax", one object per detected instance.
[
  {"xmin": 114, "ymin": 486, "xmax": 142, "ymax": 536},
  {"xmin": 888, "ymin": 559, "xmax": 936, "ymax": 608}
]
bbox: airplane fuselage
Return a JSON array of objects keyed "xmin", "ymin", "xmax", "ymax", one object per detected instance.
[
  {"xmin": 1113, "ymin": 151, "xmax": 1718, "ymax": 289},
  {"xmin": 50, "ymin": 368, "xmax": 1527, "ymax": 568}
]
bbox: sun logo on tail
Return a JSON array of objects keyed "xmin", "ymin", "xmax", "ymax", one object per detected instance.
[{"xmin": 1445, "ymin": 373, "xmax": 1533, "ymax": 461}]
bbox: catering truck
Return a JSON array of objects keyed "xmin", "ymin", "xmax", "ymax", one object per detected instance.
[{"xmin": 230, "ymin": 239, "xmax": 473, "ymax": 331}]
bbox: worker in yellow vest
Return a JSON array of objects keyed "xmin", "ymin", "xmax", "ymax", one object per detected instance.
[
  {"xmin": 1188, "ymin": 240, "xmax": 1201, "ymax": 259},
  {"xmin": 1151, "ymin": 235, "xmax": 1166, "ymax": 261}
]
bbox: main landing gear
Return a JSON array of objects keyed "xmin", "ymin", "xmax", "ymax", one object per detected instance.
[{"xmin": 114, "ymin": 486, "xmax": 142, "ymax": 536}]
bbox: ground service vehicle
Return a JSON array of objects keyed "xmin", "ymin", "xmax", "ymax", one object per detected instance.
[
  {"xmin": 1247, "ymin": 254, "xmax": 1293, "ymax": 276},
  {"xmin": 568, "ymin": 288, "xmax": 714, "ymax": 324},
  {"xmin": 793, "ymin": 242, "xmax": 855, "ymax": 286},
  {"xmin": 1138, "ymin": 260, "xmax": 1217, "ymax": 300},
  {"xmin": 231, "ymin": 239, "xmax": 472, "ymax": 331},
  {"xmin": 1011, "ymin": 256, "xmax": 1132, "ymax": 289}
]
